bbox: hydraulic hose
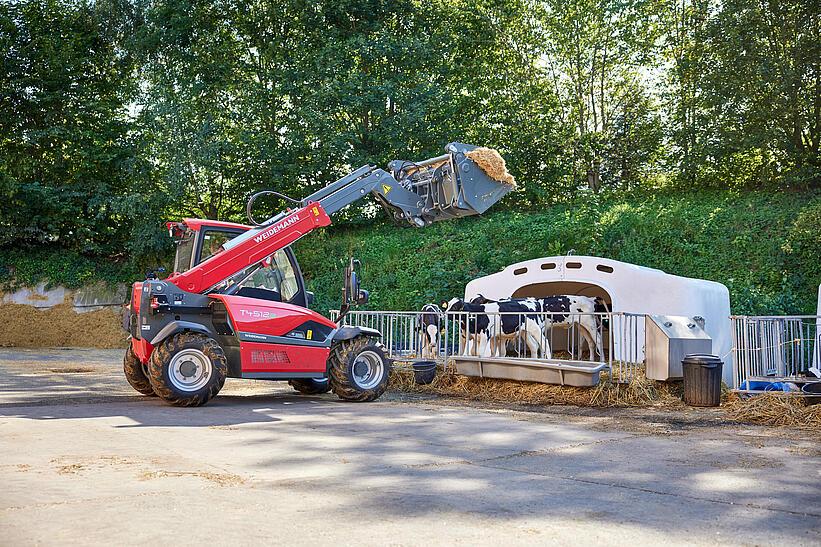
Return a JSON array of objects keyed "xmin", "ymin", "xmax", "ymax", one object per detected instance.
[{"xmin": 246, "ymin": 190, "xmax": 300, "ymax": 226}]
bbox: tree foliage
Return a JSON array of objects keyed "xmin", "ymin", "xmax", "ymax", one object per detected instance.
[{"xmin": 0, "ymin": 0, "xmax": 818, "ymax": 292}]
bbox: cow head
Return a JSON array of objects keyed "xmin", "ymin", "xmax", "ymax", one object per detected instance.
[
  {"xmin": 443, "ymin": 297, "xmax": 464, "ymax": 312},
  {"xmin": 470, "ymin": 294, "xmax": 494, "ymax": 305}
]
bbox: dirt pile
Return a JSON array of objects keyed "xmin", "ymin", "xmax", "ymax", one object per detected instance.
[
  {"xmin": 466, "ymin": 147, "xmax": 517, "ymax": 188},
  {"xmin": 0, "ymin": 301, "xmax": 126, "ymax": 349}
]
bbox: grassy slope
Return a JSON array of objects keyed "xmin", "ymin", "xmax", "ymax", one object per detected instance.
[{"xmin": 296, "ymin": 190, "xmax": 821, "ymax": 315}]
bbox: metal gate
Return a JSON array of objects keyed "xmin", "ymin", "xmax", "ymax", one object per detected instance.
[
  {"xmin": 330, "ymin": 309, "xmax": 645, "ymax": 383},
  {"xmin": 731, "ymin": 315, "xmax": 821, "ymax": 388}
]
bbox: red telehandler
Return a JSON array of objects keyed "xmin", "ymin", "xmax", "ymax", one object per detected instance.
[{"xmin": 123, "ymin": 143, "xmax": 513, "ymax": 406}]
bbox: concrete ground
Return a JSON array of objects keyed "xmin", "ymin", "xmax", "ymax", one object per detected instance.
[{"xmin": 0, "ymin": 348, "xmax": 819, "ymax": 546}]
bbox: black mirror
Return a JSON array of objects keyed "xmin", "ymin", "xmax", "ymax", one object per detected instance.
[
  {"xmin": 350, "ymin": 271, "xmax": 360, "ymax": 299},
  {"xmin": 338, "ymin": 258, "xmax": 366, "ymax": 324},
  {"xmin": 342, "ymin": 258, "xmax": 363, "ymax": 305},
  {"xmin": 305, "ymin": 291, "xmax": 315, "ymax": 307}
]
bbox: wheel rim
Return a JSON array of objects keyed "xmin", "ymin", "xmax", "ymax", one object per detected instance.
[
  {"xmin": 351, "ymin": 350, "xmax": 384, "ymax": 390},
  {"xmin": 168, "ymin": 349, "xmax": 213, "ymax": 392}
]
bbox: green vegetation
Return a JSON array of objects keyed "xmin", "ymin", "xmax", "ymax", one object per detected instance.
[
  {"xmin": 1, "ymin": 189, "xmax": 818, "ymax": 316},
  {"xmin": 298, "ymin": 190, "xmax": 821, "ymax": 315},
  {"xmin": 0, "ymin": 0, "xmax": 818, "ymax": 315}
]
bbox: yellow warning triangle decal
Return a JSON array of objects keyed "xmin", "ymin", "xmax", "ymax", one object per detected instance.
[{"xmin": 381, "ymin": 184, "xmax": 392, "ymax": 194}]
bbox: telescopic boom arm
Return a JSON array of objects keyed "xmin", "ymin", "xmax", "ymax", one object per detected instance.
[{"xmin": 168, "ymin": 142, "xmax": 513, "ymax": 294}]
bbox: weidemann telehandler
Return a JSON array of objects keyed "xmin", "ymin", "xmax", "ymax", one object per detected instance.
[{"xmin": 123, "ymin": 143, "xmax": 514, "ymax": 406}]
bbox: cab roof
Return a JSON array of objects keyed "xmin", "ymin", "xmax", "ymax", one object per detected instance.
[{"xmin": 180, "ymin": 218, "xmax": 252, "ymax": 232}]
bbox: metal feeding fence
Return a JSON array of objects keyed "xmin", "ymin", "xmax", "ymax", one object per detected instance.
[
  {"xmin": 730, "ymin": 315, "xmax": 821, "ymax": 389},
  {"xmin": 329, "ymin": 309, "xmax": 646, "ymax": 383}
]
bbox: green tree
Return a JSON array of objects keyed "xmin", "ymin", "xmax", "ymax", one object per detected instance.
[
  {"xmin": 0, "ymin": 0, "xmax": 164, "ymax": 257},
  {"xmin": 137, "ymin": 0, "xmax": 567, "ymax": 222},
  {"xmin": 537, "ymin": 0, "xmax": 665, "ymax": 192},
  {"xmin": 664, "ymin": 0, "xmax": 820, "ymax": 187}
]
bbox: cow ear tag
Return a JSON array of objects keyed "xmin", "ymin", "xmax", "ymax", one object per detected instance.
[{"xmin": 440, "ymin": 301, "xmax": 448, "ymax": 310}]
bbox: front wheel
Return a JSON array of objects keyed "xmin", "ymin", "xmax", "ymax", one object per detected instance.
[
  {"xmin": 328, "ymin": 337, "xmax": 390, "ymax": 402},
  {"xmin": 147, "ymin": 333, "xmax": 227, "ymax": 406},
  {"xmin": 123, "ymin": 343, "xmax": 156, "ymax": 396}
]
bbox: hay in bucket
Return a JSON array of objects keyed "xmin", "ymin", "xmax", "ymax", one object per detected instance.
[
  {"xmin": 723, "ymin": 393, "xmax": 821, "ymax": 429},
  {"xmin": 466, "ymin": 147, "xmax": 517, "ymax": 188}
]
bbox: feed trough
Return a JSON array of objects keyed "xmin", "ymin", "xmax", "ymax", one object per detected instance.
[{"xmin": 450, "ymin": 356, "xmax": 608, "ymax": 387}]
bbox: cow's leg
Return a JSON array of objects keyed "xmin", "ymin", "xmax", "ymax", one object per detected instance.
[
  {"xmin": 420, "ymin": 329, "xmax": 430, "ymax": 359},
  {"xmin": 541, "ymin": 321, "xmax": 555, "ymax": 359},
  {"xmin": 426, "ymin": 324, "xmax": 439, "ymax": 358},
  {"xmin": 476, "ymin": 333, "xmax": 485, "ymax": 357},
  {"xmin": 587, "ymin": 316, "xmax": 604, "ymax": 361},
  {"xmin": 523, "ymin": 320, "xmax": 543, "ymax": 358},
  {"xmin": 489, "ymin": 335, "xmax": 498, "ymax": 357},
  {"xmin": 495, "ymin": 334, "xmax": 510, "ymax": 357},
  {"xmin": 469, "ymin": 332, "xmax": 478, "ymax": 356},
  {"xmin": 578, "ymin": 326, "xmax": 595, "ymax": 361},
  {"xmin": 542, "ymin": 336, "xmax": 552, "ymax": 360},
  {"xmin": 579, "ymin": 317, "xmax": 602, "ymax": 360}
]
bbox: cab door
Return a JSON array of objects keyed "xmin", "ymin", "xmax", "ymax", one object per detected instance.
[{"xmin": 226, "ymin": 248, "xmax": 307, "ymax": 308}]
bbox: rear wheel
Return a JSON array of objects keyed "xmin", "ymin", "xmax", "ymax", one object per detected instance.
[
  {"xmin": 123, "ymin": 343, "xmax": 156, "ymax": 396},
  {"xmin": 289, "ymin": 378, "xmax": 331, "ymax": 395},
  {"xmin": 328, "ymin": 337, "xmax": 390, "ymax": 402},
  {"xmin": 147, "ymin": 333, "xmax": 227, "ymax": 407}
]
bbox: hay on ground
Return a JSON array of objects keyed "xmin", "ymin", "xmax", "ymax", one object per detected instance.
[
  {"xmin": 466, "ymin": 147, "xmax": 517, "ymax": 188},
  {"xmin": 724, "ymin": 393, "xmax": 821, "ymax": 429},
  {"xmin": 390, "ymin": 364, "xmax": 684, "ymax": 408}
]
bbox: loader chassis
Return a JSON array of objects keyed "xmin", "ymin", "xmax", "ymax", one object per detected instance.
[{"xmin": 124, "ymin": 142, "xmax": 513, "ymax": 406}]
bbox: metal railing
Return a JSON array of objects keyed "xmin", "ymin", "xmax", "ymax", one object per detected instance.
[
  {"xmin": 730, "ymin": 315, "xmax": 821, "ymax": 388},
  {"xmin": 329, "ymin": 309, "xmax": 646, "ymax": 383}
]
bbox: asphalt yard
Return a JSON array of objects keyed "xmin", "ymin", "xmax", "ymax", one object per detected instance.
[{"xmin": 1, "ymin": 348, "xmax": 819, "ymax": 546}]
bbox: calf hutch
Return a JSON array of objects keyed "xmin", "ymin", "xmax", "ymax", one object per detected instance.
[{"xmin": 463, "ymin": 255, "xmax": 732, "ymax": 384}]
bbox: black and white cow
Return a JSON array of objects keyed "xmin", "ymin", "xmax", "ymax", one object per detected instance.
[
  {"xmin": 446, "ymin": 297, "xmax": 546, "ymax": 358},
  {"xmin": 539, "ymin": 295, "xmax": 604, "ymax": 361},
  {"xmin": 417, "ymin": 303, "xmax": 444, "ymax": 359},
  {"xmin": 452, "ymin": 295, "xmax": 605, "ymax": 361}
]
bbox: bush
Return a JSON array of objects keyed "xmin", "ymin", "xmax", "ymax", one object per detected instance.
[
  {"xmin": 298, "ymin": 189, "xmax": 821, "ymax": 315},
  {"xmin": 3, "ymin": 189, "xmax": 818, "ymax": 317}
]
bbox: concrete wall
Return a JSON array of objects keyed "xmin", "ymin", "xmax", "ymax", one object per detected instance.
[{"xmin": 1, "ymin": 282, "xmax": 127, "ymax": 313}]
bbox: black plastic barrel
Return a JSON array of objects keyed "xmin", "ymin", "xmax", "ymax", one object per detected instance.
[
  {"xmin": 682, "ymin": 354, "xmax": 723, "ymax": 407},
  {"xmin": 412, "ymin": 361, "xmax": 437, "ymax": 385}
]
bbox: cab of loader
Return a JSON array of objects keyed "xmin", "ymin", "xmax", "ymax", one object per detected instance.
[{"xmin": 166, "ymin": 219, "xmax": 313, "ymax": 308}]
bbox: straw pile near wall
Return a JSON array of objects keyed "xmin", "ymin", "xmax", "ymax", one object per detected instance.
[
  {"xmin": 0, "ymin": 301, "xmax": 126, "ymax": 348},
  {"xmin": 466, "ymin": 148, "xmax": 517, "ymax": 188}
]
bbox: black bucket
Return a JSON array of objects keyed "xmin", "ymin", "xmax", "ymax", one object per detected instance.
[
  {"xmin": 801, "ymin": 381, "xmax": 821, "ymax": 395},
  {"xmin": 412, "ymin": 361, "xmax": 437, "ymax": 385},
  {"xmin": 682, "ymin": 354, "xmax": 723, "ymax": 407}
]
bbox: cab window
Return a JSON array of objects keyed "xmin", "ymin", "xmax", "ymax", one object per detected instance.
[
  {"xmin": 272, "ymin": 250, "xmax": 299, "ymax": 301},
  {"xmin": 215, "ymin": 249, "xmax": 300, "ymax": 303},
  {"xmin": 173, "ymin": 231, "xmax": 196, "ymax": 273},
  {"xmin": 199, "ymin": 230, "xmax": 238, "ymax": 264}
]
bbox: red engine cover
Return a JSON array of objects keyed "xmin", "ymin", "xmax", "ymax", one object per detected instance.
[{"xmin": 212, "ymin": 294, "xmax": 335, "ymax": 373}]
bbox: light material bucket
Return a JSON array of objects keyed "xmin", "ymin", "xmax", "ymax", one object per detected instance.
[{"xmin": 379, "ymin": 142, "xmax": 515, "ymax": 226}]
